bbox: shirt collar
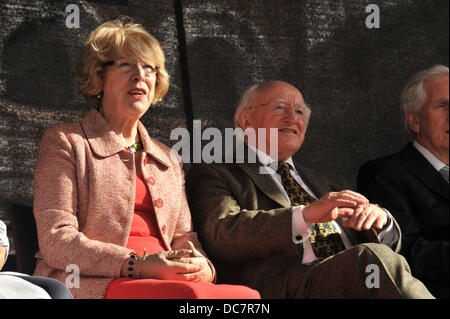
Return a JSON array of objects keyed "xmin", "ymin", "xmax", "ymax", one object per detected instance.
[
  {"xmin": 413, "ymin": 140, "xmax": 447, "ymax": 171},
  {"xmin": 247, "ymin": 143, "xmax": 297, "ymax": 173}
]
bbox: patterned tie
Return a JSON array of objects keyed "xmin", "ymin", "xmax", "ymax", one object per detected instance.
[
  {"xmin": 276, "ymin": 161, "xmax": 345, "ymax": 259},
  {"xmin": 439, "ymin": 165, "xmax": 449, "ymax": 183}
]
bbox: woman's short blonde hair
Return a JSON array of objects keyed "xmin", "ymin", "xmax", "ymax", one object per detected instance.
[{"xmin": 74, "ymin": 18, "xmax": 169, "ymax": 106}]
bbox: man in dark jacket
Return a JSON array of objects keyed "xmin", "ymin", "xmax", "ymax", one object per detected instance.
[
  {"xmin": 358, "ymin": 65, "xmax": 449, "ymax": 298},
  {"xmin": 187, "ymin": 80, "xmax": 433, "ymax": 298}
]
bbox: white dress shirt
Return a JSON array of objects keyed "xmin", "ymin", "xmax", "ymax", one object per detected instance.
[
  {"xmin": 0, "ymin": 220, "xmax": 9, "ymax": 264},
  {"xmin": 413, "ymin": 140, "xmax": 448, "ymax": 176},
  {"xmin": 248, "ymin": 145, "xmax": 398, "ymax": 264}
]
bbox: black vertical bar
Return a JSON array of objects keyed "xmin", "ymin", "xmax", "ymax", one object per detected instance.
[{"xmin": 174, "ymin": 0, "xmax": 194, "ymax": 163}]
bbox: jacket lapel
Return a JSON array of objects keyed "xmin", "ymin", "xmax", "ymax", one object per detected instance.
[
  {"xmin": 238, "ymin": 162, "xmax": 290, "ymax": 208},
  {"xmin": 138, "ymin": 121, "xmax": 170, "ymax": 168},
  {"xmin": 401, "ymin": 143, "xmax": 449, "ymax": 200},
  {"xmin": 237, "ymin": 156, "xmax": 336, "ymax": 209},
  {"xmin": 292, "ymin": 162, "xmax": 331, "ymax": 198},
  {"xmin": 79, "ymin": 108, "xmax": 171, "ymax": 168},
  {"xmin": 80, "ymin": 108, "xmax": 125, "ymax": 157}
]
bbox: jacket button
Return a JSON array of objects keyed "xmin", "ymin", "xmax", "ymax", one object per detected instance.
[
  {"xmin": 162, "ymin": 225, "xmax": 167, "ymax": 234},
  {"xmin": 147, "ymin": 176, "xmax": 155, "ymax": 185},
  {"xmin": 154, "ymin": 198, "xmax": 163, "ymax": 208},
  {"xmin": 295, "ymin": 235, "xmax": 303, "ymax": 241}
]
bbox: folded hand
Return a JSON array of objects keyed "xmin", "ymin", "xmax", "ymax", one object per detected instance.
[
  {"xmin": 342, "ymin": 203, "xmax": 387, "ymax": 230},
  {"xmin": 170, "ymin": 241, "xmax": 214, "ymax": 282},
  {"xmin": 135, "ymin": 241, "xmax": 213, "ymax": 282},
  {"xmin": 136, "ymin": 249, "xmax": 202, "ymax": 280},
  {"xmin": 302, "ymin": 190, "xmax": 369, "ymax": 224}
]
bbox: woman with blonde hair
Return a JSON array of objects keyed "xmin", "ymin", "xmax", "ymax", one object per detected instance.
[{"xmin": 32, "ymin": 18, "xmax": 260, "ymax": 299}]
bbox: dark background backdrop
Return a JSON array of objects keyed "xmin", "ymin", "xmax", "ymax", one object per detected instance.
[{"xmin": 0, "ymin": 0, "xmax": 448, "ymax": 268}]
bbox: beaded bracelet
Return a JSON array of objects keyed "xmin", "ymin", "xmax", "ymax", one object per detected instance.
[{"xmin": 126, "ymin": 253, "xmax": 138, "ymax": 278}]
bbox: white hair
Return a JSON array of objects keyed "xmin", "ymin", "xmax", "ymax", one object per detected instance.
[
  {"xmin": 401, "ymin": 64, "xmax": 449, "ymax": 134},
  {"xmin": 233, "ymin": 82, "xmax": 312, "ymax": 129},
  {"xmin": 234, "ymin": 84, "xmax": 260, "ymax": 128}
]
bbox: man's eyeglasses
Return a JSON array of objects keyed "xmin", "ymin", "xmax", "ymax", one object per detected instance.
[
  {"xmin": 104, "ymin": 58, "xmax": 160, "ymax": 77},
  {"xmin": 245, "ymin": 102, "xmax": 306, "ymax": 119}
]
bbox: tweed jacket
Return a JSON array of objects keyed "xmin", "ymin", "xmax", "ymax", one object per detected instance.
[
  {"xmin": 33, "ymin": 108, "xmax": 208, "ymax": 299},
  {"xmin": 186, "ymin": 158, "xmax": 401, "ymax": 298}
]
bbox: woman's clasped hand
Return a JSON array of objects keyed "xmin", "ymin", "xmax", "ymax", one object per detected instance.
[{"xmin": 126, "ymin": 241, "xmax": 213, "ymax": 282}]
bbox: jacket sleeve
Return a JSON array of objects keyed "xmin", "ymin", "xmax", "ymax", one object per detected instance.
[
  {"xmin": 186, "ymin": 164, "xmax": 298, "ymax": 264},
  {"xmin": 33, "ymin": 126, "xmax": 133, "ymax": 277},
  {"xmin": 357, "ymin": 162, "xmax": 448, "ymax": 282}
]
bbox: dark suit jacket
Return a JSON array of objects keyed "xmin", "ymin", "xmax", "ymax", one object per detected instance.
[
  {"xmin": 357, "ymin": 143, "xmax": 449, "ymax": 298},
  {"xmin": 187, "ymin": 158, "xmax": 401, "ymax": 298}
]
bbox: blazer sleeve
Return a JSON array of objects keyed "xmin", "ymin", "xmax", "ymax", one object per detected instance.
[
  {"xmin": 186, "ymin": 164, "xmax": 298, "ymax": 264},
  {"xmin": 357, "ymin": 162, "xmax": 448, "ymax": 282},
  {"xmin": 33, "ymin": 126, "xmax": 133, "ymax": 277}
]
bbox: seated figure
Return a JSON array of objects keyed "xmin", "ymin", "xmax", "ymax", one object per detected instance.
[
  {"xmin": 0, "ymin": 219, "xmax": 72, "ymax": 299},
  {"xmin": 32, "ymin": 18, "xmax": 259, "ymax": 299},
  {"xmin": 358, "ymin": 65, "xmax": 449, "ymax": 298},
  {"xmin": 186, "ymin": 80, "xmax": 434, "ymax": 298}
]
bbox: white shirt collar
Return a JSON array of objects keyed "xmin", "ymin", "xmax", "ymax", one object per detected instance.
[
  {"xmin": 413, "ymin": 140, "xmax": 447, "ymax": 172},
  {"xmin": 247, "ymin": 144, "xmax": 297, "ymax": 173}
]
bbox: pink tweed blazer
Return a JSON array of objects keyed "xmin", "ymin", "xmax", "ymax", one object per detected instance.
[{"xmin": 33, "ymin": 108, "xmax": 209, "ymax": 299}]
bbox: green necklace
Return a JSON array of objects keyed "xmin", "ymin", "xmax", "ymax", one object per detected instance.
[{"xmin": 127, "ymin": 140, "xmax": 143, "ymax": 152}]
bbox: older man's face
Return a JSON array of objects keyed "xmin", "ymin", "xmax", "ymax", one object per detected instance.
[
  {"xmin": 241, "ymin": 82, "xmax": 308, "ymax": 161},
  {"xmin": 409, "ymin": 75, "xmax": 449, "ymax": 163}
]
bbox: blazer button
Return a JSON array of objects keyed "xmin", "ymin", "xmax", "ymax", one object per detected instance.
[
  {"xmin": 154, "ymin": 198, "xmax": 163, "ymax": 208},
  {"xmin": 295, "ymin": 235, "xmax": 303, "ymax": 241},
  {"xmin": 146, "ymin": 176, "xmax": 155, "ymax": 185},
  {"xmin": 162, "ymin": 225, "xmax": 167, "ymax": 234}
]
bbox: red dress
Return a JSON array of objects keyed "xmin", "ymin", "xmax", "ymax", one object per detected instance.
[{"xmin": 104, "ymin": 174, "xmax": 260, "ymax": 299}]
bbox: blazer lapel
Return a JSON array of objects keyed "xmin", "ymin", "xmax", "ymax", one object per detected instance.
[
  {"xmin": 292, "ymin": 162, "xmax": 331, "ymax": 198},
  {"xmin": 138, "ymin": 121, "xmax": 171, "ymax": 168},
  {"xmin": 238, "ymin": 162, "xmax": 290, "ymax": 208},
  {"xmin": 80, "ymin": 108, "xmax": 172, "ymax": 168},
  {"xmin": 79, "ymin": 108, "xmax": 126, "ymax": 157},
  {"xmin": 401, "ymin": 143, "xmax": 449, "ymax": 200},
  {"xmin": 237, "ymin": 156, "xmax": 337, "ymax": 209}
]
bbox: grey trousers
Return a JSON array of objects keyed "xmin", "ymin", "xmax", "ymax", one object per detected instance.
[{"xmin": 0, "ymin": 272, "xmax": 73, "ymax": 299}]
